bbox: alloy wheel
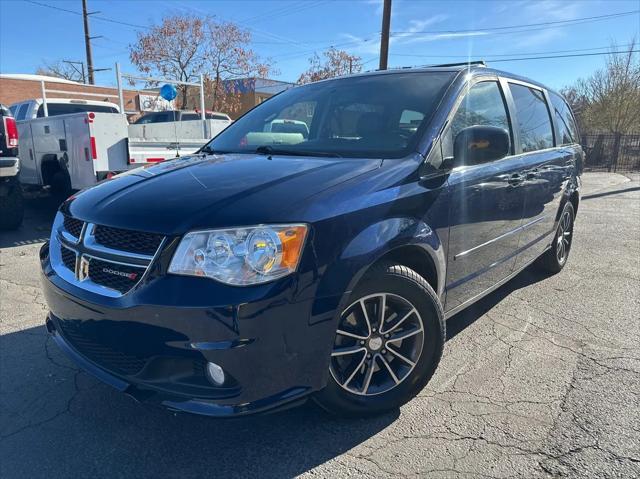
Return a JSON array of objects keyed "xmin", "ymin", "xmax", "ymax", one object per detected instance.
[
  {"xmin": 556, "ymin": 209, "xmax": 573, "ymax": 264},
  {"xmin": 330, "ymin": 293, "xmax": 425, "ymax": 396}
]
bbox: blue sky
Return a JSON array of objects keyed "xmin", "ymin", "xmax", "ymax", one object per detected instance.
[{"xmin": 0, "ymin": 0, "xmax": 638, "ymax": 90}]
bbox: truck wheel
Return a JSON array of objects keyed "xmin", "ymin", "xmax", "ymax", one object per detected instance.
[
  {"xmin": 0, "ymin": 180, "xmax": 24, "ymax": 230},
  {"xmin": 314, "ymin": 262, "xmax": 445, "ymax": 417},
  {"xmin": 50, "ymin": 170, "xmax": 72, "ymax": 202}
]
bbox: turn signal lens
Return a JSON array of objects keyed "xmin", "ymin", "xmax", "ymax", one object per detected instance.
[{"xmin": 278, "ymin": 226, "xmax": 307, "ymax": 269}]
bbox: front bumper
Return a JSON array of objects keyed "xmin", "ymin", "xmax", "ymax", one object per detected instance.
[{"xmin": 40, "ymin": 242, "xmax": 339, "ymax": 417}]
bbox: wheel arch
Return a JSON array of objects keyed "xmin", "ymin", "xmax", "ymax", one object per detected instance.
[
  {"xmin": 40, "ymin": 154, "xmax": 65, "ymax": 186},
  {"xmin": 366, "ymin": 245, "xmax": 440, "ymax": 297},
  {"xmin": 308, "ymin": 217, "xmax": 446, "ymax": 329},
  {"xmin": 555, "ymin": 176, "xmax": 580, "ymax": 223}
]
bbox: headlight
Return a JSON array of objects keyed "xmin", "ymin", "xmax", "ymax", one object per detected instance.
[{"xmin": 168, "ymin": 224, "xmax": 308, "ymax": 285}]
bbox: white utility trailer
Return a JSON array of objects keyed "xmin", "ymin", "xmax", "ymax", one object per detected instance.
[
  {"xmin": 18, "ymin": 111, "xmax": 129, "ymax": 193},
  {"xmin": 15, "ymin": 65, "xmax": 231, "ymax": 196}
]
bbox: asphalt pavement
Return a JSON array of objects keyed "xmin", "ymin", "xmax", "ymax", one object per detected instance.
[{"xmin": 1, "ymin": 173, "xmax": 638, "ymax": 478}]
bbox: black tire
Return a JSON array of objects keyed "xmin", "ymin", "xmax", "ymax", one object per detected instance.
[
  {"xmin": 49, "ymin": 170, "xmax": 72, "ymax": 202},
  {"xmin": 0, "ymin": 180, "xmax": 24, "ymax": 230},
  {"xmin": 536, "ymin": 202, "xmax": 575, "ymax": 274},
  {"xmin": 314, "ymin": 261, "xmax": 445, "ymax": 417}
]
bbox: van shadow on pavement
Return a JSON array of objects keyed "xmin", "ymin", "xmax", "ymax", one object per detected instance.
[
  {"xmin": 0, "ymin": 266, "xmax": 550, "ymax": 478},
  {"xmin": 1, "ymin": 320, "xmax": 399, "ymax": 478}
]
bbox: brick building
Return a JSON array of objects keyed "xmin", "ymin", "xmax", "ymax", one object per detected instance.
[
  {"xmin": 222, "ymin": 78, "xmax": 295, "ymax": 119},
  {"xmin": 182, "ymin": 77, "xmax": 295, "ymax": 119},
  {"xmin": 0, "ymin": 74, "xmax": 150, "ymax": 115}
]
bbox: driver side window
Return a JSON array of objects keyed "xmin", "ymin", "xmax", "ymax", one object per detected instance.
[{"xmin": 443, "ymin": 81, "xmax": 512, "ymax": 163}]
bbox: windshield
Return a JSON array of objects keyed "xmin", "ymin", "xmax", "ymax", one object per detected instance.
[{"xmin": 204, "ymin": 71, "xmax": 454, "ymax": 159}]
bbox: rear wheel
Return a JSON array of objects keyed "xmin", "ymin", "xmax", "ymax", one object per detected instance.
[
  {"xmin": 536, "ymin": 202, "xmax": 575, "ymax": 274},
  {"xmin": 0, "ymin": 179, "xmax": 24, "ymax": 230},
  {"xmin": 49, "ymin": 170, "xmax": 72, "ymax": 203},
  {"xmin": 314, "ymin": 262, "xmax": 445, "ymax": 417}
]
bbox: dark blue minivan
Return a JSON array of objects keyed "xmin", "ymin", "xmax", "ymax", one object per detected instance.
[{"xmin": 40, "ymin": 64, "xmax": 582, "ymax": 417}]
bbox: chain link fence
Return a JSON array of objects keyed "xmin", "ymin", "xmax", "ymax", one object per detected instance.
[{"xmin": 581, "ymin": 133, "xmax": 640, "ymax": 172}]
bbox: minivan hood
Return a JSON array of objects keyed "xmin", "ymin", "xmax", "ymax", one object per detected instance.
[{"xmin": 65, "ymin": 153, "xmax": 381, "ymax": 234}]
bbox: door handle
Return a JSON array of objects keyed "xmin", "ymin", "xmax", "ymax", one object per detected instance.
[{"xmin": 507, "ymin": 174, "xmax": 524, "ymax": 185}]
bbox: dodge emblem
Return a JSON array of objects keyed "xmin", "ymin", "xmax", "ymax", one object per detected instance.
[{"xmin": 77, "ymin": 256, "xmax": 90, "ymax": 281}]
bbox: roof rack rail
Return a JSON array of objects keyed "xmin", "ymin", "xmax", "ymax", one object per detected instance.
[{"xmin": 426, "ymin": 61, "xmax": 487, "ymax": 68}]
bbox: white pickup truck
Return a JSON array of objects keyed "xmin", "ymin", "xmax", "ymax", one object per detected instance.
[{"xmin": 10, "ymin": 98, "xmax": 231, "ymax": 198}]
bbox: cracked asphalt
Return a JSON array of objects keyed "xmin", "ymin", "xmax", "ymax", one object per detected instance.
[{"xmin": 1, "ymin": 173, "xmax": 639, "ymax": 478}]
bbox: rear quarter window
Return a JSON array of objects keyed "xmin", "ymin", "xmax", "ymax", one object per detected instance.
[{"xmin": 549, "ymin": 92, "xmax": 580, "ymax": 145}]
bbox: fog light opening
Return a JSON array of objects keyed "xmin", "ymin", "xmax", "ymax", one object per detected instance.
[{"xmin": 206, "ymin": 361, "xmax": 225, "ymax": 386}]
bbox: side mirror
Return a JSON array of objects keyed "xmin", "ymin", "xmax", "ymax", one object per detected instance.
[{"xmin": 452, "ymin": 125, "xmax": 510, "ymax": 167}]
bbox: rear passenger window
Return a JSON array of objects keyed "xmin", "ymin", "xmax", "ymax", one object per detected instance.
[
  {"xmin": 549, "ymin": 92, "xmax": 579, "ymax": 145},
  {"xmin": 509, "ymin": 84, "xmax": 554, "ymax": 152},
  {"xmin": 16, "ymin": 104, "xmax": 28, "ymax": 121}
]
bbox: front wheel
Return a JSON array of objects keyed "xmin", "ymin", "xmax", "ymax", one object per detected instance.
[
  {"xmin": 536, "ymin": 202, "xmax": 575, "ymax": 274},
  {"xmin": 314, "ymin": 262, "xmax": 445, "ymax": 417}
]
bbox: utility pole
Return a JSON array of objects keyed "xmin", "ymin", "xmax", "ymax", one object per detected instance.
[
  {"xmin": 379, "ymin": 0, "xmax": 392, "ymax": 70},
  {"xmin": 82, "ymin": 0, "xmax": 95, "ymax": 84}
]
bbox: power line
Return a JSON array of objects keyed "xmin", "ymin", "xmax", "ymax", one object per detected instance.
[
  {"xmin": 487, "ymin": 49, "xmax": 639, "ymax": 64},
  {"xmin": 417, "ymin": 49, "xmax": 639, "ymax": 67},
  {"xmin": 392, "ymin": 10, "xmax": 639, "ymax": 35},
  {"xmin": 23, "ymin": 0, "xmax": 314, "ymax": 53},
  {"xmin": 237, "ymin": 0, "xmax": 329, "ymax": 24},
  {"xmin": 22, "ymin": 0, "xmax": 640, "ymax": 68},
  {"xmin": 391, "ymin": 44, "xmax": 636, "ymax": 59},
  {"xmin": 23, "ymin": 0, "xmax": 149, "ymax": 29}
]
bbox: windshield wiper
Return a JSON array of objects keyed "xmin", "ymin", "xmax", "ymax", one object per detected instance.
[
  {"xmin": 255, "ymin": 145, "xmax": 341, "ymax": 158},
  {"xmin": 199, "ymin": 145, "xmax": 228, "ymax": 155}
]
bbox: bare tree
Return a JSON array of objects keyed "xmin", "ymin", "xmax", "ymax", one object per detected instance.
[
  {"xmin": 129, "ymin": 14, "xmax": 273, "ymax": 112},
  {"xmin": 298, "ymin": 47, "xmax": 363, "ymax": 84},
  {"xmin": 202, "ymin": 19, "xmax": 273, "ymax": 114},
  {"xmin": 129, "ymin": 15, "xmax": 207, "ymax": 108},
  {"xmin": 36, "ymin": 60, "xmax": 85, "ymax": 83},
  {"xmin": 562, "ymin": 41, "xmax": 640, "ymax": 134}
]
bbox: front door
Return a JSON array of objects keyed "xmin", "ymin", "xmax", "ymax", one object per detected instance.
[{"xmin": 443, "ymin": 80, "xmax": 526, "ymax": 313}]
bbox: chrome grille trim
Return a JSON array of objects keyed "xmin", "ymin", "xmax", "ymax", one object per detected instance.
[
  {"xmin": 50, "ymin": 213, "xmax": 166, "ymax": 297},
  {"xmin": 84, "ymin": 223, "xmax": 155, "ymax": 262}
]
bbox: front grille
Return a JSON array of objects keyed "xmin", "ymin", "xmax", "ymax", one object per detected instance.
[
  {"xmin": 54, "ymin": 214, "xmax": 164, "ymax": 296},
  {"xmin": 61, "ymin": 246, "xmax": 76, "ymax": 271},
  {"xmin": 63, "ymin": 215, "xmax": 84, "ymax": 238},
  {"xmin": 94, "ymin": 225, "xmax": 164, "ymax": 256},
  {"xmin": 58, "ymin": 320, "xmax": 148, "ymax": 376},
  {"xmin": 88, "ymin": 257, "xmax": 146, "ymax": 294}
]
